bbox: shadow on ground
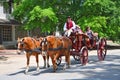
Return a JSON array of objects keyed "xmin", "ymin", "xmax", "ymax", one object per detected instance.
[{"xmin": 107, "ymin": 45, "xmax": 120, "ymax": 49}]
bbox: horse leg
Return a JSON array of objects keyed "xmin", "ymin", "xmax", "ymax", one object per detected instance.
[
  {"xmin": 64, "ymin": 51, "xmax": 70, "ymax": 70},
  {"xmin": 47, "ymin": 54, "xmax": 50, "ymax": 68},
  {"xmin": 42, "ymin": 55, "xmax": 46, "ymax": 68},
  {"xmin": 25, "ymin": 54, "xmax": 30, "ymax": 74},
  {"xmin": 63, "ymin": 53, "xmax": 67, "ymax": 70},
  {"xmin": 51, "ymin": 55, "xmax": 57, "ymax": 72},
  {"xmin": 36, "ymin": 54, "xmax": 40, "ymax": 72},
  {"xmin": 66, "ymin": 52, "xmax": 71, "ymax": 68},
  {"xmin": 42, "ymin": 53, "xmax": 50, "ymax": 68},
  {"xmin": 54, "ymin": 53, "xmax": 60, "ymax": 65}
]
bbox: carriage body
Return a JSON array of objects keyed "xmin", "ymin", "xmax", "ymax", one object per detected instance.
[
  {"xmin": 68, "ymin": 33, "xmax": 89, "ymax": 65},
  {"xmin": 69, "ymin": 33, "xmax": 85, "ymax": 54},
  {"xmin": 51, "ymin": 31, "xmax": 106, "ymax": 66},
  {"xmin": 67, "ymin": 32, "xmax": 107, "ymax": 65}
]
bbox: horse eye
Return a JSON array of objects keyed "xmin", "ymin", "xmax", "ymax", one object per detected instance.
[{"xmin": 21, "ymin": 43, "xmax": 24, "ymax": 47}]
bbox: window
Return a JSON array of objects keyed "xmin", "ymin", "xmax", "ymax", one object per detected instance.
[{"xmin": 2, "ymin": 26, "xmax": 12, "ymax": 41}]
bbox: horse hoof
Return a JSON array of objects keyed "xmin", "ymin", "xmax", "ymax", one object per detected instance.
[
  {"xmin": 56, "ymin": 67, "xmax": 58, "ymax": 70},
  {"xmin": 53, "ymin": 68, "xmax": 57, "ymax": 72},
  {"xmin": 63, "ymin": 68, "xmax": 66, "ymax": 70},
  {"xmin": 67, "ymin": 66, "xmax": 70, "ymax": 69},
  {"xmin": 47, "ymin": 65, "xmax": 50, "ymax": 68},
  {"xmin": 63, "ymin": 64, "xmax": 66, "ymax": 70},
  {"xmin": 25, "ymin": 70, "xmax": 29, "ymax": 74},
  {"xmin": 24, "ymin": 71, "xmax": 28, "ymax": 74},
  {"xmin": 36, "ymin": 68, "xmax": 40, "ymax": 72},
  {"xmin": 53, "ymin": 70, "xmax": 56, "ymax": 72},
  {"xmin": 43, "ymin": 66, "xmax": 46, "ymax": 68},
  {"xmin": 63, "ymin": 66, "xmax": 67, "ymax": 70}
]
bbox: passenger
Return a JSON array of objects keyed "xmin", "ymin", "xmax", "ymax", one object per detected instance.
[
  {"xmin": 85, "ymin": 26, "xmax": 94, "ymax": 47},
  {"xmin": 74, "ymin": 25, "xmax": 83, "ymax": 34},
  {"xmin": 85, "ymin": 26, "xmax": 94, "ymax": 39}
]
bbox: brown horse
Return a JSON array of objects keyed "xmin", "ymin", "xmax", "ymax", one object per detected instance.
[
  {"xmin": 17, "ymin": 37, "xmax": 47, "ymax": 74},
  {"xmin": 41, "ymin": 35, "xmax": 72, "ymax": 72}
]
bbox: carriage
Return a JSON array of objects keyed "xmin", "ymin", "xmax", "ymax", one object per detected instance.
[
  {"xmin": 56, "ymin": 32, "xmax": 107, "ymax": 65},
  {"xmin": 17, "ymin": 30, "xmax": 107, "ymax": 73}
]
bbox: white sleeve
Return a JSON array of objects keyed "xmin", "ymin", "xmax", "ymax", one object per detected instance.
[
  {"xmin": 63, "ymin": 23, "xmax": 67, "ymax": 31},
  {"xmin": 71, "ymin": 21, "xmax": 76, "ymax": 30}
]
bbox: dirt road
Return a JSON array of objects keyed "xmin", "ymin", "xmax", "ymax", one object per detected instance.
[
  {"xmin": 0, "ymin": 51, "xmax": 46, "ymax": 75},
  {"xmin": 0, "ymin": 49, "xmax": 120, "ymax": 80}
]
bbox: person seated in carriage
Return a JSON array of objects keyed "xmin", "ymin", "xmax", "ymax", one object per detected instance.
[
  {"xmin": 74, "ymin": 25, "xmax": 83, "ymax": 34},
  {"xmin": 63, "ymin": 16, "xmax": 83, "ymax": 37},
  {"xmin": 85, "ymin": 26, "xmax": 94, "ymax": 39},
  {"xmin": 85, "ymin": 26, "xmax": 98, "ymax": 47}
]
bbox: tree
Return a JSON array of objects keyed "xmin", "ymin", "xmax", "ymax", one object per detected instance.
[
  {"xmin": 77, "ymin": 0, "xmax": 120, "ymax": 40},
  {"xmin": 13, "ymin": 0, "xmax": 58, "ymax": 33},
  {"xmin": 13, "ymin": 0, "xmax": 120, "ymax": 41},
  {"xmin": 109, "ymin": 0, "xmax": 120, "ymax": 41}
]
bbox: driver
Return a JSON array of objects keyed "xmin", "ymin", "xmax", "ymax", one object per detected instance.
[{"xmin": 63, "ymin": 16, "xmax": 76, "ymax": 37}]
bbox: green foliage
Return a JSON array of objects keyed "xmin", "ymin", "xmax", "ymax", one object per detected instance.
[
  {"xmin": 27, "ymin": 6, "xmax": 58, "ymax": 32},
  {"xmin": 77, "ymin": 0, "xmax": 120, "ymax": 41},
  {"xmin": 12, "ymin": 0, "xmax": 120, "ymax": 41},
  {"xmin": 77, "ymin": 16, "xmax": 108, "ymax": 37},
  {"xmin": 13, "ymin": 0, "xmax": 58, "ymax": 33}
]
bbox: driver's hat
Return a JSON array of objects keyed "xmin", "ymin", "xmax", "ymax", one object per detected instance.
[{"xmin": 67, "ymin": 16, "xmax": 71, "ymax": 18}]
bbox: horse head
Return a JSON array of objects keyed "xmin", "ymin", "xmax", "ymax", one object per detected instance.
[
  {"xmin": 17, "ymin": 37, "xmax": 25, "ymax": 50},
  {"xmin": 41, "ymin": 36, "xmax": 61, "ymax": 55},
  {"xmin": 17, "ymin": 37, "xmax": 40, "ymax": 54},
  {"xmin": 17, "ymin": 37, "xmax": 27, "ymax": 54},
  {"xmin": 40, "ymin": 37, "xmax": 48, "ymax": 52}
]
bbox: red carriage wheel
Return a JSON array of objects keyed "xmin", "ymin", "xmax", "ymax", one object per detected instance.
[
  {"xmin": 97, "ymin": 38, "xmax": 107, "ymax": 61},
  {"xmin": 80, "ymin": 46, "xmax": 88, "ymax": 65},
  {"xmin": 56, "ymin": 57, "xmax": 62, "ymax": 66}
]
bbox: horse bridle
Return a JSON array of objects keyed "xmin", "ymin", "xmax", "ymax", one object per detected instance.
[
  {"xmin": 40, "ymin": 38, "xmax": 48, "ymax": 51},
  {"xmin": 17, "ymin": 38, "xmax": 25, "ymax": 50}
]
